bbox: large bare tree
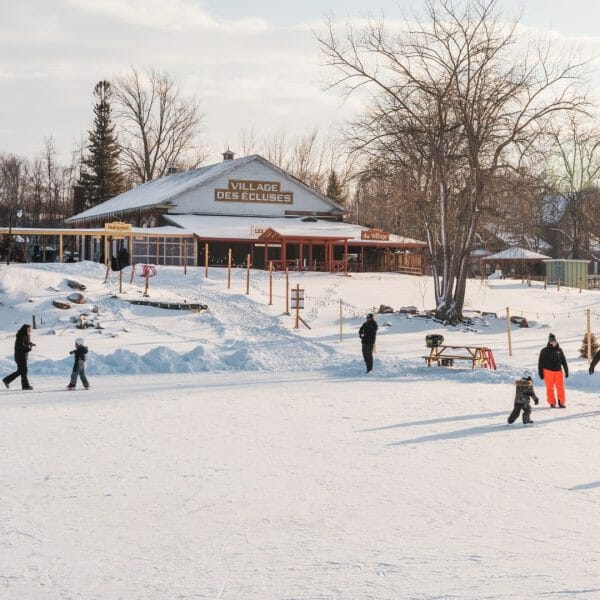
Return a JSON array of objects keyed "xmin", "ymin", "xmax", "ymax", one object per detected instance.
[
  {"xmin": 113, "ymin": 68, "xmax": 204, "ymax": 183},
  {"xmin": 319, "ymin": 0, "xmax": 587, "ymax": 322},
  {"xmin": 546, "ymin": 115, "xmax": 600, "ymax": 259}
]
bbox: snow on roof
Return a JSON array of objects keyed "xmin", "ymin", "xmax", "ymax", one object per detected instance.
[
  {"xmin": 66, "ymin": 155, "xmax": 344, "ymax": 223},
  {"xmin": 66, "ymin": 159, "xmax": 251, "ymax": 223},
  {"xmin": 484, "ymin": 247, "xmax": 551, "ymax": 261},
  {"xmin": 163, "ymin": 215, "xmax": 426, "ymax": 246}
]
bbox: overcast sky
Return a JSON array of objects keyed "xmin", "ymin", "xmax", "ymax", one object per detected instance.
[{"xmin": 1, "ymin": 0, "xmax": 600, "ymax": 165}]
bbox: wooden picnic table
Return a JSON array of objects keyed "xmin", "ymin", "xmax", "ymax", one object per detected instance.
[{"xmin": 423, "ymin": 345, "xmax": 494, "ymax": 369}]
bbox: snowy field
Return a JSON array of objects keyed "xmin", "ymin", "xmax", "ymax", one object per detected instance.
[{"xmin": 1, "ymin": 262, "xmax": 600, "ymax": 599}]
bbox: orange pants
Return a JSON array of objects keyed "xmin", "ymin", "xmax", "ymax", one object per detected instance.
[{"xmin": 543, "ymin": 369, "xmax": 566, "ymax": 406}]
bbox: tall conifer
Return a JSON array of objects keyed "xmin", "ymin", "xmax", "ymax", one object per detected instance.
[{"xmin": 80, "ymin": 81, "xmax": 123, "ymax": 206}]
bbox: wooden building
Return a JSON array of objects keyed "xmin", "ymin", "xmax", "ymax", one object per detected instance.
[{"xmin": 2, "ymin": 153, "xmax": 427, "ymax": 273}]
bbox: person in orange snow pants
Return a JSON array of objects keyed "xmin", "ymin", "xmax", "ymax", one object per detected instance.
[{"xmin": 538, "ymin": 333, "xmax": 569, "ymax": 408}]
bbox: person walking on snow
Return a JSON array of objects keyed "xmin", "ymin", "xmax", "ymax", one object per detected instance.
[
  {"xmin": 589, "ymin": 348, "xmax": 600, "ymax": 375},
  {"xmin": 507, "ymin": 372, "xmax": 539, "ymax": 425},
  {"xmin": 359, "ymin": 313, "xmax": 378, "ymax": 373},
  {"xmin": 538, "ymin": 333, "xmax": 568, "ymax": 408},
  {"xmin": 2, "ymin": 324, "xmax": 35, "ymax": 390},
  {"xmin": 67, "ymin": 337, "xmax": 90, "ymax": 390}
]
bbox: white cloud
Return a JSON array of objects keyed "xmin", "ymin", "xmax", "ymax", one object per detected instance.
[{"xmin": 65, "ymin": 0, "xmax": 270, "ymax": 33}]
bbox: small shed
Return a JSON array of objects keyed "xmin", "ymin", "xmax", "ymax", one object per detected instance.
[
  {"xmin": 544, "ymin": 259, "xmax": 590, "ymax": 289},
  {"xmin": 481, "ymin": 247, "xmax": 550, "ymax": 278}
]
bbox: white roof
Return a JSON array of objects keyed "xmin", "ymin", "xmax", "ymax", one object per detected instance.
[
  {"xmin": 163, "ymin": 214, "xmax": 426, "ymax": 246},
  {"xmin": 485, "ymin": 247, "xmax": 551, "ymax": 261},
  {"xmin": 66, "ymin": 155, "xmax": 344, "ymax": 223}
]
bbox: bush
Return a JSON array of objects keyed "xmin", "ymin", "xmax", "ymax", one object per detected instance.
[{"xmin": 579, "ymin": 333, "xmax": 600, "ymax": 358}]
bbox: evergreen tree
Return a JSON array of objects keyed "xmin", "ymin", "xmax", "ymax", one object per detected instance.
[
  {"xmin": 579, "ymin": 332, "xmax": 600, "ymax": 358},
  {"xmin": 79, "ymin": 81, "xmax": 123, "ymax": 207},
  {"xmin": 326, "ymin": 170, "xmax": 346, "ymax": 205}
]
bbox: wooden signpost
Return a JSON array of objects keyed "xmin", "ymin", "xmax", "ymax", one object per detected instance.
[
  {"xmin": 291, "ymin": 284, "xmax": 310, "ymax": 330},
  {"xmin": 227, "ymin": 248, "xmax": 232, "ymax": 289}
]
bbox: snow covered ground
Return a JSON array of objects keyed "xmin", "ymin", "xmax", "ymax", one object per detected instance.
[{"xmin": 1, "ymin": 262, "xmax": 600, "ymax": 599}]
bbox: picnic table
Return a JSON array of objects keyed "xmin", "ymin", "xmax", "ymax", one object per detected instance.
[{"xmin": 423, "ymin": 345, "xmax": 496, "ymax": 370}]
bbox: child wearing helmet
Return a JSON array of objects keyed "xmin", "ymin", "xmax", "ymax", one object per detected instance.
[
  {"xmin": 507, "ymin": 372, "xmax": 538, "ymax": 425},
  {"xmin": 67, "ymin": 337, "xmax": 90, "ymax": 390}
]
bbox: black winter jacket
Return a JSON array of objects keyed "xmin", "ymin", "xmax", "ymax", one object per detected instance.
[
  {"xmin": 70, "ymin": 345, "xmax": 88, "ymax": 363},
  {"xmin": 538, "ymin": 344, "xmax": 568, "ymax": 378},
  {"xmin": 359, "ymin": 320, "xmax": 378, "ymax": 345},
  {"xmin": 14, "ymin": 327, "xmax": 34, "ymax": 361}
]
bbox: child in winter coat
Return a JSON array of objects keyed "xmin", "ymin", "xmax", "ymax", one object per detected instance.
[
  {"xmin": 68, "ymin": 337, "xmax": 90, "ymax": 390},
  {"xmin": 507, "ymin": 372, "xmax": 539, "ymax": 425}
]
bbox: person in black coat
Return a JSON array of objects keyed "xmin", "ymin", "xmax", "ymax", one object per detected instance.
[
  {"xmin": 67, "ymin": 337, "xmax": 90, "ymax": 390},
  {"xmin": 589, "ymin": 349, "xmax": 600, "ymax": 375},
  {"xmin": 359, "ymin": 313, "xmax": 378, "ymax": 373},
  {"xmin": 3, "ymin": 324, "xmax": 35, "ymax": 390},
  {"xmin": 538, "ymin": 333, "xmax": 569, "ymax": 408}
]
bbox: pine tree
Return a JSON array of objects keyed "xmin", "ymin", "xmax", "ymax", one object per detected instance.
[
  {"xmin": 579, "ymin": 332, "xmax": 600, "ymax": 358},
  {"xmin": 79, "ymin": 81, "xmax": 124, "ymax": 207},
  {"xmin": 326, "ymin": 170, "xmax": 346, "ymax": 205}
]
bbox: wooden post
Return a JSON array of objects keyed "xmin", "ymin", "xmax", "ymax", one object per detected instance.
[
  {"xmin": 183, "ymin": 241, "xmax": 188, "ymax": 275},
  {"xmin": 144, "ymin": 274, "xmax": 149, "ymax": 297},
  {"xmin": 104, "ymin": 236, "xmax": 109, "ymax": 266},
  {"xmin": 246, "ymin": 253, "xmax": 251, "ymax": 295},
  {"xmin": 119, "ymin": 269, "xmax": 123, "ymax": 294},
  {"xmin": 269, "ymin": 260, "xmax": 273, "ymax": 305},
  {"xmin": 506, "ymin": 307, "xmax": 513, "ymax": 357},
  {"xmin": 579, "ymin": 277, "xmax": 582, "ymax": 293},
  {"xmin": 284, "ymin": 267, "xmax": 290, "ymax": 315},
  {"xmin": 587, "ymin": 308, "xmax": 592, "ymax": 363},
  {"xmin": 129, "ymin": 263, "xmax": 136, "ymax": 284},
  {"xmin": 32, "ymin": 315, "xmax": 37, "ymax": 330},
  {"xmin": 227, "ymin": 248, "xmax": 232, "ymax": 289},
  {"xmin": 527, "ymin": 275, "xmax": 531, "ymax": 287},
  {"xmin": 59, "ymin": 235, "xmax": 63, "ymax": 263},
  {"xmin": 104, "ymin": 263, "xmax": 110, "ymax": 283},
  {"xmin": 339, "ymin": 299, "xmax": 343, "ymax": 342},
  {"xmin": 204, "ymin": 242, "xmax": 209, "ymax": 278},
  {"xmin": 294, "ymin": 283, "xmax": 300, "ymax": 330},
  {"xmin": 557, "ymin": 278, "xmax": 561, "ymax": 292}
]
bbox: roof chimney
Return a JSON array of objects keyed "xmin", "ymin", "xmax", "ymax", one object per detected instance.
[
  {"xmin": 72, "ymin": 184, "xmax": 86, "ymax": 215},
  {"xmin": 222, "ymin": 148, "xmax": 235, "ymax": 161}
]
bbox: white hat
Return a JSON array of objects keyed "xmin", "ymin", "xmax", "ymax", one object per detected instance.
[
  {"xmin": 75, "ymin": 337, "xmax": 85, "ymax": 346},
  {"xmin": 522, "ymin": 371, "xmax": 533, "ymax": 381}
]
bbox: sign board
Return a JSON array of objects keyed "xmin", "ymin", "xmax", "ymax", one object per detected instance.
[
  {"xmin": 291, "ymin": 288, "xmax": 305, "ymax": 309},
  {"xmin": 361, "ymin": 228, "xmax": 389, "ymax": 241},
  {"xmin": 251, "ymin": 225, "xmax": 268, "ymax": 237},
  {"xmin": 215, "ymin": 180, "xmax": 294, "ymax": 204},
  {"xmin": 104, "ymin": 221, "xmax": 132, "ymax": 232}
]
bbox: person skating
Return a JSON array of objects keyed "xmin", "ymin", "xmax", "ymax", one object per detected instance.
[
  {"xmin": 538, "ymin": 333, "xmax": 569, "ymax": 408},
  {"xmin": 359, "ymin": 313, "xmax": 378, "ymax": 373},
  {"xmin": 2, "ymin": 324, "xmax": 35, "ymax": 390},
  {"xmin": 507, "ymin": 372, "xmax": 539, "ymax": 425},
  {"xmin": 67, "ymin": 337, "xmax": 90, "ymax": 390}
]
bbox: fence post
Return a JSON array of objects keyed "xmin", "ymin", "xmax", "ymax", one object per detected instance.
[
  {"xmin": 246, "ymin": 254, "xmax": 251, "ymax": 295},
  {"xmin": 269, "ymin": 261, "xmax": 273, "ymax": 305},
  {"xmin": 119, "ymin": 269, "xmax": 123, "ymax": 294},
  {"xmin": 506, "ymin": 306, "xmax": 512, "ymax": 357},
  {"xmin": 557, "ymin": 278, "xmax": 560, "ymax": 292},
  {"xmin": 294, "ymin": 284, "xmax": 300, "ymax": 330},
  {"xmin": 32, "ymin": 315, "xmax": 37, "ymax": 330},
  {"xmin": 227, "ymin": 248, "xmax": 232, "ymax": 289},
  {"xmin": 204, "ymin": 242, "xmax": 209, "ymax": 279},
  {"xmin": 183, "ymin": 241, "xmax": 188, "ymax": 276},
  {"xmin": 284, "ymin": 267, "xmax": 290, "ymax": 315},
  {"xmin": 129, "ymin": 263, "xmax": 136, "ymax": 284},
  {"xmin": 339, "ymin": 299, "xmax": 343, "ymax": 342},
  {"xmin": 587, "ymin": 308, "xmax": 592, "ymax": 363}
]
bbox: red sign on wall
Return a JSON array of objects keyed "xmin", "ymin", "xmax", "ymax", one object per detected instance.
[{"xmin": 361, "ymin": 229, "xmax": 389, "ymax": 241}]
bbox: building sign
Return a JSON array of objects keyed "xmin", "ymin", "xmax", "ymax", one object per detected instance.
[
  {"xmin": 104, "ymin": 221, "xmax": 132, "ymax": 232},
  {"xmin": 361, "ymin": 228, "xmax": 389, "ymax": 241},
  {"xmin": 250, "ymin": 225, "xmax": 267, "ymax": 237},
  {"xmin": 215, "ymin": 180, "xmax": 294, "ymax": 204}
]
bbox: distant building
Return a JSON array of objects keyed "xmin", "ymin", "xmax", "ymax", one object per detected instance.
[{"xmin": 62, "ymin": 153, "xmax": 427, "ymax": 273}]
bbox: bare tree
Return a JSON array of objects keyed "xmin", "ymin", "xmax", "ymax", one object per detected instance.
[
  {"xmin": 113, "ymin": 68, "xmax": 204, "ymax": 182},
  {"xmin": 0, "ymin": 154, "xmax": 28, "ymax": 263},
  {"xmin": 319, "ymin": 0, "xmax": 587, "ymax": 322},
  {"xmin": 545, "ymin": 114, "xmax": 600, "ymax": 258}
]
